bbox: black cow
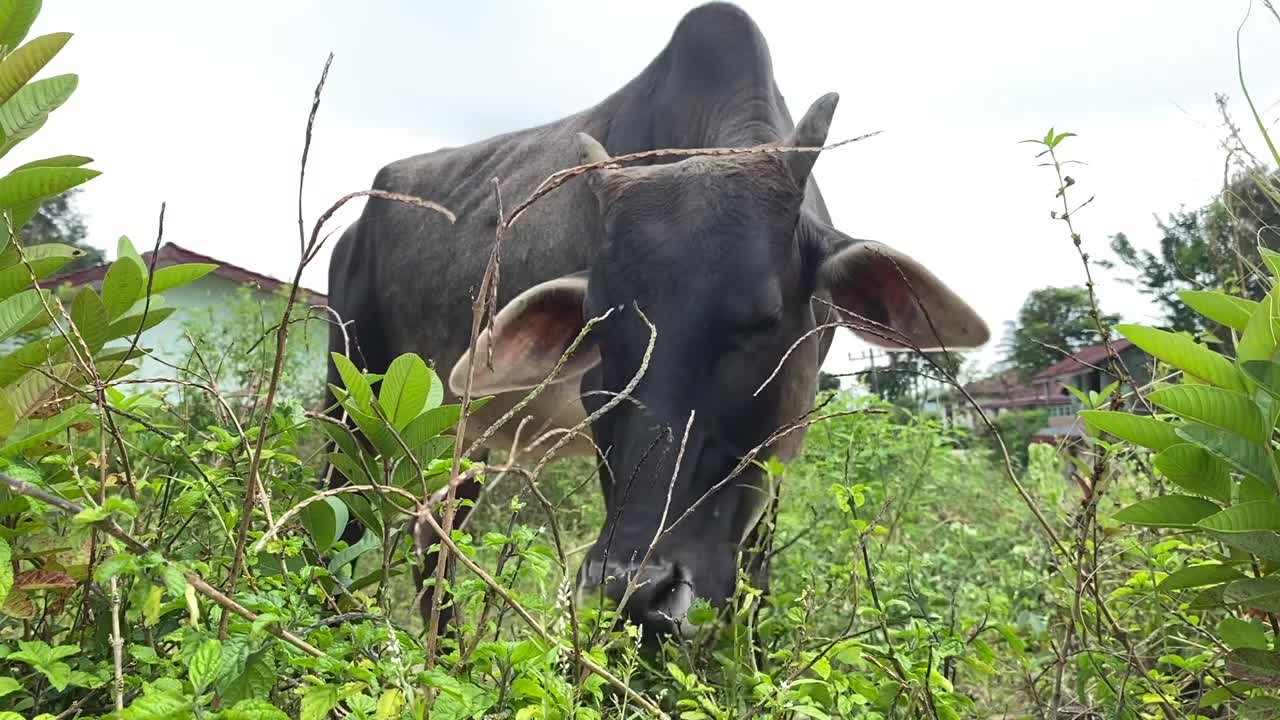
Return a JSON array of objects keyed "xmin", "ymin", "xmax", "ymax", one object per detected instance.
[{"xmin": 326, "ymin": 1, "xmax": 989, "ymax": 637}]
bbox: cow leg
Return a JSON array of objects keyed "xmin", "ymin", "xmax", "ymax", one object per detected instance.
[{"xmin": 413, "ymin": 448, "xmax": 489, "ymax": 641}]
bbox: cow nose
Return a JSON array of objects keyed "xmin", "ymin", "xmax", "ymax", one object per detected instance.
[{"xmin": 580, "ymin": 557, "xmax": 695, "ymax": 635}]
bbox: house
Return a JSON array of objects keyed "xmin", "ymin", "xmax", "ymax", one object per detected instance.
[
  {"xmin": 44, "ymin": 242, "xmax": 329, "ymax": 392},
  {"xmin": 1028, "ymin": 339, "xmax": 1152, "ymax": 447}
]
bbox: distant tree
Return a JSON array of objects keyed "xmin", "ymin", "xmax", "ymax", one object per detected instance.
[
  {"xmin": 868, "ymin": 350, "xmax": 962, "ymax": 408},
  {"xmin": 817, "ymin": 371, "xmax": 841, "ymax": 393},
  {"xmin": 26, "ymin": 188, "xmax": 103, "ymax": 272},
  {"xmin": 1104, "ymin": 169, "xmax": 1280, "ymax": 342},
  {"xmin": 1000, "ymin": 286, "xmax": 1120, "ymax": 378}
]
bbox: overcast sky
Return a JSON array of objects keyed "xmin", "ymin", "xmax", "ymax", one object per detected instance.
[{"xmin": 24, "ymin": 1, "xmax": 1280, "ymax": 377}]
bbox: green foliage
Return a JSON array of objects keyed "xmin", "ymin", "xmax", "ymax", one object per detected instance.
[
  {"xmin": 985, "ymin": 408, "xmax": 1047, "ymax": 468},
  {"xmin": 999, "ymin": 286, "xmax": 1121, "ymax": 378}
]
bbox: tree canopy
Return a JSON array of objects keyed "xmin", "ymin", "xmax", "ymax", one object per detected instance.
[{"xmin": 1000, "ymin": 286, "xmax": 1120, "ymax": 378}]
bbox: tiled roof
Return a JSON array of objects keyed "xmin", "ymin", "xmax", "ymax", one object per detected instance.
[
  {"xmin": 1034, "ymin": 339, "xmax": 1134, "ymax": 380},
  {"xmin": 46, "ymin": 242, "xmax": 326, "ymax": 300}
]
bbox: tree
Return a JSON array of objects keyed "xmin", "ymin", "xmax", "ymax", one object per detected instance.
[
  {"xmin": 1104, "ymin": 169, "xmax": 1280, "ymax": 341},
  {"xmin": 26, "ymin": 188, "xmax": 103, "ymax": 272},
  {"xmin": 1000, "ymin": 286, "xmax": 1120, "ymax": 378},
  {"xmin": 867, "ymin": 350, "xmax": 962, "ymax": 408},
  {"xmin": 817, "ymin": 371, "xmax": 841, "ymax": 393}
]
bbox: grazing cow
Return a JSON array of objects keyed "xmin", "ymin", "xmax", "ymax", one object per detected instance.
[{"xmin": 325, "ymin": 1, "xmax": 989, "ymax": 637}]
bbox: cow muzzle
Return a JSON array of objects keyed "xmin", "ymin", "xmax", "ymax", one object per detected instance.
[{"xmin": 576, "ymin": 554, "xmax": 696, "ymax": 638}]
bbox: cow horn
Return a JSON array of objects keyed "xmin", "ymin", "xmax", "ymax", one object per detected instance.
[{"xmin": 784, "ymin": 92, "xmax": 839, "ymax": 187}]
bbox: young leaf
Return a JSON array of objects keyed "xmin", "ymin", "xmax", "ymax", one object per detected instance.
[
  {"xmin": 1116, "ymin": 324, "xmax": 1246, "ymax": 393},
  {"xmin": 1079, "ymin": 410, "xmax": 1181, "ymax": 452},
  {"xmin": 1153, "ymin": 444, "xmax": 1234, "ymax": 504},
  {"xmin": 1147, "ymin": 384, "xmax": 1267, "ymax": 444},
  {"xmin": 0, "ymin": 32, "xmax": 70, "ymax": 106},
  {"xmin": 99, "ymin": 257, "xmax": 144, "ymax": 320},
  {"xmin": 301, "ymin": 684, "xmax": 340, "ymax": 720},
  {"xmin": 1112, "ymin": 494, "xmax": 1220, "ymax": 528},
  {"xmin": 225, "ymin": 699, "xmax": 290, "ymax": 720},
  {"xmin": 378, "ymin": 353, "xmax": 430, "ymax": 429},
  {"xmin": 1178, "ymin": 290, "xmax": 1257, "ymax": 332},
  {"xmin": 331, "ymin": 352, "xmax": 372, "ymax": 411},
  {"xmin": 1197, "ymin": 501, "xmax": 1280, "ymax": 534},
  {"xmin": 104, "ymin": 306, "xmax": 174, "ymax": 342},
  {"xmin": 1238, "ymin": 289, "xmax": 1280, "ymax": 365},
  {"xmin": 147, "ymin": 263, "xmax": 215, "ymax": 295},
  {"xmin": 1176, "ymin": 422, "xmax": 1276, "ymax": 488},
  {"xmin": 1157, "ymin": 563, "xmax": 1246, "ymax": 591},
  {"xmin": 187, "ymin": 639, "xmax": 222, "ymax": 693},
  {"xmin": 401, "ymin": 404, "xmax": 463, "ymax": 446}
]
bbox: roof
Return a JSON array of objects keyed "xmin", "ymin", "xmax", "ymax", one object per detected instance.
[
  {"xmin": 1034, "ymin": 339, "xmax": 1134, "ymax": 380},
  {"xmin": 1030, "ymin": 424, "xmax": 1087, "ymax": 444},
  {"xmin": 46, "ymin": 242, "xmax": 326, "ymax": 300},
  {"xmin": 963, "ymin": 368, "xmax": 1035, "ymax": 398}
]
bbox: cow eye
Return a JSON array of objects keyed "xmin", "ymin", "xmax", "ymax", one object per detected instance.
[{"xmin": 737, "ymin": 309, "xmax": 781, "ymax": 335}]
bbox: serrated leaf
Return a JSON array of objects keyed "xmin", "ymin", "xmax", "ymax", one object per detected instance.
[
  {"xmin": 376, "ymin": 689, "xmax": 404, "ymax": 720},
  {"xmin": 301, "ymin": 684, "xmax": 339, "ymax": 720},
  {"xmin": 1079, "ymin": 410, "xmax": 1180, "ymax": 452},
  {"xmin": 100, "ymin": 256, "xmax": 143, "ymax": 320},
  {"xmin": 300, "ymin": 495, "xmax": 347, "ymax": 554},
  {"xmin": 1117, "ymin": 323, "xmax": 1246, "ymax": 392},
  {"xmin": 1177, "ymin": 422, "xmax": 1276, "ymax": 487},
  {"xmin": 1157, "ymin": 563, "xmax": 1246, "ymax": 590},
  {"xmin": 69, "ymin": 286, "xmax": 108, "ymax": 354},
  {"xmin": 0, "ymin": 73, "xmax": 76, "ymax": 160},
  {"xmin": 1112, "ymin": 494, "xmax": 1220, "ymax": 528},
  {"xmin": 0, "ymin": 536, "xmax": 10, "ymax": 607},
  {"xmin": 1226, "ymin": 649, "xmax": 1280, "ymax": 688},
  {"xmin": 1178, "ymin": 290, "xmax": 1257, "ymax": 332},
  {"xmin": 1197, "ymin": 501, "xmax": 1280, "ymax": 533},
  {"xmin": 187, "ymin": 638, "xmax": 222, "ymax": 692},
  {"xmin": 331, "ymin": 352, "xmax": 372, "ymax": 411},
  {"xmin": 1153, "ymin": 444, "xmax": 1234, "ymax": 504},
  {"xmin": 225, "ymin": 698, "xmax": 289, "ymax": 720},
  {"xmin": 0, "ymin": 587, "xmax": 30, "ymax": 618},
  {"xmin": 160, "ymin": 564, "xmax": 187, "ymax": 598},
  {"xmin": 12, "ymin": 569, "xmax": 74, "ymax": 591},
  {"xmin": 1147, "ymin": 384, "xmax": 1267, "ymax": 444},
  {"xmin": 147, "ymin": 263, "xmax": 215, "ymax": 294},
  {"xmin": 1220, "ymin": 617, "xmax": 1270, "ymax": 650}
]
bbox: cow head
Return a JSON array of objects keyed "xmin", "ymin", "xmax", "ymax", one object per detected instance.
[{"xmin": 448, "ymin": 93, "xmax": 988, "ymax": 637}]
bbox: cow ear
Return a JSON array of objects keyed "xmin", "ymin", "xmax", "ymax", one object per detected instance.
[
  {"xmin": 817, "ymin": 238, "xmax": 989, "ymax": 351},
  {"xmin": 783, "ymin": 92, "xmax": 839, "ymax": 187},
  {"xmin": 447, "ymin": 274, "xmax": 599, "ymax": 396}
]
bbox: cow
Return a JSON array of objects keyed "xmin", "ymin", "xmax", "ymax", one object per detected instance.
[{"xmin": 325, "ymin": 1, "xmax": 989, "ymax": 639}]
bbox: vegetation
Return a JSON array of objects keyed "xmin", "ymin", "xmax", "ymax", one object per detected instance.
[
  {"xmin": 999, "ymin": 286, "xmax": 1120, "ymax": 379},
  {"xmin": 1, "ymin": 2, "xmax": 1279, "ymax": 719}
]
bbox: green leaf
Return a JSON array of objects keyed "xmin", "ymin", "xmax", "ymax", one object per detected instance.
[
  {"xmin": 341, "ymin": 491, "xmax": 382, "ymax": 537},
  {"xmin": 0, "ymin": 335, "xmax": 65, "ymax": 385},
  {"xmin": 1226, "ymin": 649, "xmax": 1280, "ymax": 689},
  {"xmin": 1224, "ymin": 578, "xmax": 1280, "ymax": 612},
  {"xmin": 0, "ymin": 394, "xmax": 12, "ymax": 438},
  {"xmin": 225, "ymin": 699, "xmax": 290, "ymax": 720},
  {"xmin": 187, "ymin": 638, "xmax": 222, "ymax": 692},
  {"xmin": 147, "ymin": 263, "xmax": 215, "ymax": 294},
  {"xmin": 1178, "ymin": 290, "xmax": 1257, "ymax": 332},
  {"xmin": 1177, "ymin": 422, "xmax": 1276, "ymax": 487},
  {"xmin": 1111, "ymin": 494, "xmax": 1220, "ymax": 528},
  {"xmin": 402, "ymin": 404, "xmax": 464, "ymax": 446},
  {"xmin": 328, "ymin": 530, "xmax": 381, "ymax": 575},
  {"xmin": 1157, "ymin": 563, "xmax": 1246, "ymax": 590},
  {"xmin": 160, "ymin": 565, "xmax": 187, "ymax": 598},
  {"xmin": 104, "ymin": 306, "xmax": 174, "ymax": 341},
  {"xmin": 1219, "ymin": 617, "xmax": 1270, "ymax": 650},
  {"xmin": 1079, "ymin": 410, "xmax": 1181, "ymax": 452},
  {"xmin": 0, "ymin": 1, "xmax": 42, "ymax": 56},
  {"xmin": 0, "ymin": 537, "xmax": 10, "ymax": 607},
  {"xmin": 1153, "ymin": 444, "xmax": 1234, "ymax": 504},
  {"xmin": 0, "ymin": 73, "xmax": 76, "ymax": 160},
  {"xmin": 301, "ymin": 684, "xmax": 340, "ymax": 720},
  {"xmin": 0, "ymin": 287, "xmax": 39, "ymax": 338},
  {"xmin": 331, "ymin": 352, "xmax": 372, "ymax": 411},
  {"xmin": 0, "ymin": 32, "xmax": 69, "ymax": 107},
  {"xmin": 379, "ymin": 353, "xmax": 431, "ymax": 429},
  {"xmin": 116, "ymin": 235, "xmax": 142, "ymax": 268},
  {"xmin": 100, "ymin": 256, "xmax": 144, "ymax": 320},
  {"xmin": 12, "ymin": 154, "xmax": 92, "ymax": 172},
  {"xmin": 119, "ymin": 687, "xmax": 191, "ymax": 720},
  {"xmin": 69, "ymin": 286, "xmax": 108, "ymax": 354},
  {"xmin": 1197, "ymin": 501, "xmax": 1280, "ymax": 533},
  {"xmin": 1117, "ymin": 324, "xmax": 1246, "ymax": 392},
  {"xmin": 0, "ymin": 676, "xmax": 18, "ymax": 698},
  {"xmin": 0, "ymin": 165, "xmax": 97, "ymax": 211},
  {"xmin": 324, "ymin": 450, "xmax": 370, "ymax": 486},
  {"xmin": 0, "ymin": 242, "xmax": 78, "ymax": 299},
  {"xmin": 1214, "ymin": 531, "xmax": 1280, "ymax": 564},
  {"xmin": 300, "ymin": 495, "xmax": 348, "ymax": 554},
  {"xmin": 1238, "ymin": 288, "xmax": 1280, "ymax": 365},
  {"xmin": 1147, "ymin": 384, "xmax": 1267, "ymax": 444}
]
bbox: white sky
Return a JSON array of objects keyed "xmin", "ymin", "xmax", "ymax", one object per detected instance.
[{"xmin": 23, "ymin": 1, "xmax": 1280, "ymax": 377}]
